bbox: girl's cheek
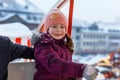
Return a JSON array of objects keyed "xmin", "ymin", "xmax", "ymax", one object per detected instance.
[
  {"xmin": 62, "ymin": 30, "xmax": 66, "ymax": 33},
  {"xmin": 51, "ymin": 31, "xmax": 55, "ymax": 34},
  {"xmin": 49, "ymin": 31, "xmax": 55, "ymax": 36}
]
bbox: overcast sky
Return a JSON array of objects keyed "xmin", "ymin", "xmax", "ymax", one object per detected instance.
[{"xmin": 29, "ymin": 0, "xmax": 120, "ymax": 23}]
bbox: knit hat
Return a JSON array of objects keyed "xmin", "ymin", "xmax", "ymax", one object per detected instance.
[{"xmin": 44, "ymin": 9, "xmax": 68, "ymax": 32}]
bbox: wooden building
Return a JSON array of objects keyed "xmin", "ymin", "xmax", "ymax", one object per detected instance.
[{"xmin": 0, "ymin": 0, "xmax": 45, "ymax": 30}]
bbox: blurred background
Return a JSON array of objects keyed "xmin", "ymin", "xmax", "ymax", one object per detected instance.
[{"xmin": 1, "ymin": 0, "xmax": 120, "ymax": 80}]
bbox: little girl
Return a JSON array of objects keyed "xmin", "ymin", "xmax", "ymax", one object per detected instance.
[{"xmin": 32, "ymin": 9, "xmax": 98, "ymax": 80}]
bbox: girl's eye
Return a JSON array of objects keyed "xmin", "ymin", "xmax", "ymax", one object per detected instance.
[
  {"xmin": 60, "ymin": 26, "xmax": 64, "ymax": 28},
  {"xmin": 52, "ymin": 26, "xmax": 57, "ymax": 28},
  {"xmin": 51, "ymin": 25, "xmax": 65, "ymax": 29}
]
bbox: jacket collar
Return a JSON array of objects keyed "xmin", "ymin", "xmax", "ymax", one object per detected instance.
[{"xmin": 40, "ymin": 33, "xmax": 66, "ymax": 45}]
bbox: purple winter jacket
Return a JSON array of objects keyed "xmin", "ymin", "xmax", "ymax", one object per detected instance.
[{"xmin": 34, "ymin": 33, "xmax": 86, "ymax": 80}]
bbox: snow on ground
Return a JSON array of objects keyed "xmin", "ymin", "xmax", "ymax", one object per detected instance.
[{"xmin": 72, "ymin": 54, "xmax": 108, "ymax": 65}]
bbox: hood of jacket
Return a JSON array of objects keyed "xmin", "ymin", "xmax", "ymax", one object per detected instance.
[{"xmin": 31, "ymin": 32, "xmax": 66, "ymax": 46}]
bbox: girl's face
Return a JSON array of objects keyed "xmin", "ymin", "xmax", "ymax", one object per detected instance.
[{"xmin": 48, "ymin": 24, "xmax": 66, "ymax": 40}]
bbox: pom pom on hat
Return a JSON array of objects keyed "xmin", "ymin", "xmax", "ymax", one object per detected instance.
[{"xmin": 44, "ymin": 9, "xmax": 68, "ymax": 32}]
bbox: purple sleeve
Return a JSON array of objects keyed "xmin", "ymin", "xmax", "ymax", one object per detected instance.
[{"xmin": 35, "ymin": 45, "xmax": 86, "ymax": 78}]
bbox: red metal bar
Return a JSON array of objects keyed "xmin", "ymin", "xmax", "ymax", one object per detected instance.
[
  {"xmin": 39, "ymin": 24, "xmax": 45, "ymax": 32},
  {"xmin": 56, "ymin": 0, "xmax": 67, "ymax": 9},
  {"xmin": 68, "ymin": 0, "xmax": 74, "ymax": 35},
  {"xmin": 27, "ymin": 39, "xmax": 31, "ymax": 47},
  {"xmin": 15, "ymin": 37, "xmax": 21, "ymax": 44}
]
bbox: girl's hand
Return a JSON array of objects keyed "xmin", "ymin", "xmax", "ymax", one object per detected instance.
[{"xmin": 83, "ymin": 65, "xmax": 98, "ymax": 80}]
